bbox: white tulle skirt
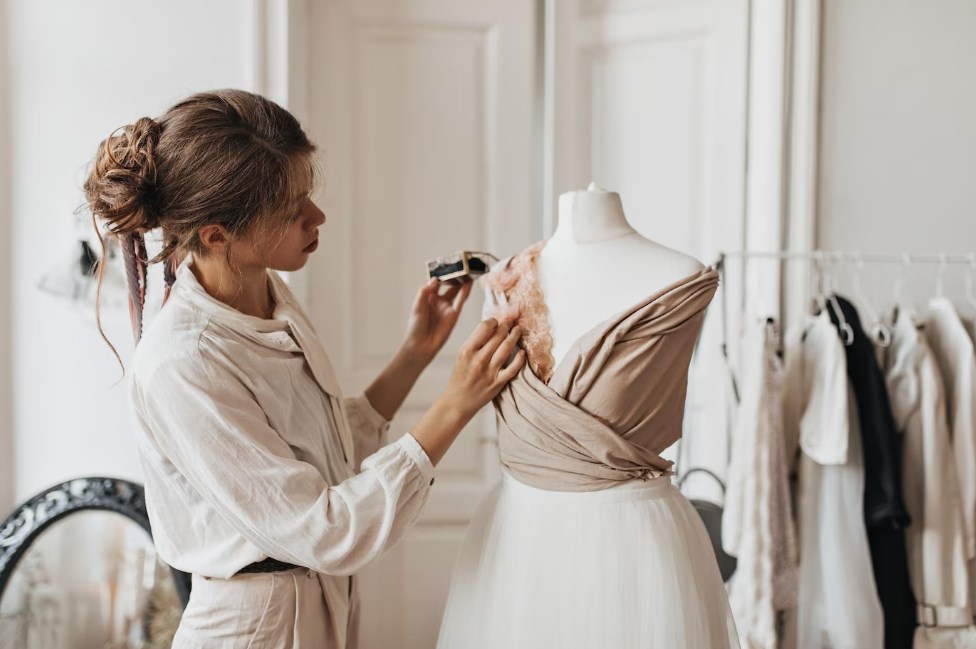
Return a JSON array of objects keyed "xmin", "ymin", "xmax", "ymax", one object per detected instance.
[{"xmin": 437, "ymin": 472, "xmax": 740, "ymax": 649}]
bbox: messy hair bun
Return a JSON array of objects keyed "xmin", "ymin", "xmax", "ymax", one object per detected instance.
[
  {"xmin": 84, "ymin": 116, "xmax": 163, "ymax": 236},
  {"xmin": 82, "ymin": 89, "xmax": 317, "ymax": 370}
]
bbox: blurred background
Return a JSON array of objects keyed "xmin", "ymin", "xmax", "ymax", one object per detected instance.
[{"xmin": 1, "ymin": 1, "xmax": 975, "ymax": 647}]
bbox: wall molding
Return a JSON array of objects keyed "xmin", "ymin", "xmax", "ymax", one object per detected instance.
[{"xmin": 346, "ymin": 21, "xmax": 494, "ymax": 373}]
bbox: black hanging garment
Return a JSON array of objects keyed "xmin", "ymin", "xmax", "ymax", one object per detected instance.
[{"xmin": 828, "ymin": 295, "xmax": 917, "ymax": 648}]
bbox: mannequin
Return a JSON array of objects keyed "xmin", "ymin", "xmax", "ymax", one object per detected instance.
[
  {"xmin": 537, "ymin": 183, "xmax": 705, "ymax": 367},
  {"xmin": 441, "ymin": 185, "xmax": 736, "ymax": 649}
]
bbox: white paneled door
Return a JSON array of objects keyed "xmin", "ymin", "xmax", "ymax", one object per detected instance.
[
  {"xmin": 303, "ymin": 1, "xmax": 537, "ymax": 647},
  {"xmin": 302, "ymin": 0, "xmax": 750, "ymax": 644}
]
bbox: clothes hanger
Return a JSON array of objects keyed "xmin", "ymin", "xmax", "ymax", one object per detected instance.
[
  {"xmin": 935, "ymin": 253, "xmax": 948, "ymax": 300},
  {"xmin": 810, "ymin": 257, "xmax": 829, "ymax": 315},
  {"xmin": 819, "ymin": 254, "xmax": 854, "ymax": 346},
  {"xmin": 893, "ymin": 252, "xmax": 912, "ymax": 306},
  {"xmin": 965, "ymin": 252, "xmax": 976, "ymax": 314},
  {"xmin": 851, "ymin": 253, "xmax": 892, "ymax": 347}
]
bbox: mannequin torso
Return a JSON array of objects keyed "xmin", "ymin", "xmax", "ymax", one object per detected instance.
[{"xmin": 538, "ymin": 185, "xmax": 704, "ymax": 367}]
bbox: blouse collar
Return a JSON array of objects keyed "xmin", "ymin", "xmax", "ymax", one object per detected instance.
[
  {"xmin": 170, "ymin": 255, "xmax": 343, "ymax": 399},
  {"xmin": 172, "ymin": 254, "xmax": 294, "ymax": 333}
]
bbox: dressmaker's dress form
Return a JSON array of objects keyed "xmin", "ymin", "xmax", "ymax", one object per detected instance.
[{"xmin": 436, "ymin": 240, "xmax": 740, "ymax": 649}]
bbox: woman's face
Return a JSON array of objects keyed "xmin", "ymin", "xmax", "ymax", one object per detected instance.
[
  {"xmin": 222, "ymin": 197, "xmax": 326, "ymax": 273},
  {"xmin": 264, "ymin": 197, "xmax": 327, "ymax": 272}
]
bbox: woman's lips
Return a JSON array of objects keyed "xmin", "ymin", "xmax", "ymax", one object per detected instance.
[{"xmin": 303, "ymin": 237, "xmax": 319, "ymax": 253}]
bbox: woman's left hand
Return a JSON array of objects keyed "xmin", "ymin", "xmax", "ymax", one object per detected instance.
[{"xmin": 401, "ymin": 278, "xmax": 473, "ymax": 365}]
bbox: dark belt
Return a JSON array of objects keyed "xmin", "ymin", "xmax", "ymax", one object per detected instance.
[{"xmin": 235, "ymin": 557, "xmax": 303, "ymax": 575}]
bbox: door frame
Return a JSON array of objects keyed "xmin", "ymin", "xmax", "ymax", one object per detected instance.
[
  {"xmin": 251, "ymin": 0, "xmax": 315, "ymax": 306},
  {"xmin": 737, "ymin": 0, "xmax": 824, "ymax": 323},
  {"xmin": 252, "ymin": 0, "xmax": 822, "ymax": 331},
  {"xmin": 783, "ymin": 0, "xmax": 823, "ymax": 328}
]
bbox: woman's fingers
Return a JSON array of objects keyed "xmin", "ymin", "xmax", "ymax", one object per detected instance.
[
  {"xmin": 496, "ymin": 349, "xmax": 526, "ymax": 383},
  {"xmin": 490, "ymin": 325, "xmax": 522, "ymax": 371},
  {"xmin": 414, "ymin": 278, "xmax": 438, "ymax": 311},
  {"xmin": 462, "ymin": 318, "xmax": 499, "ymax": 355},
  {"xmin": 477, "ymin": 318, "xmax": 513, "ymax": 360},
  {"xmin": 437, "ymin": 281, "xmax": 461, "ymax": 301},
  {"xmin": 451, "ymin": 279, "xmax": 473, "ymax": 311}
]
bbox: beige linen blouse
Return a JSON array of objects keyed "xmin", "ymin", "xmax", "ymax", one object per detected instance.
[{"xmin": 128, "ymin": 255, "xmax": 435, "ymax": 646}]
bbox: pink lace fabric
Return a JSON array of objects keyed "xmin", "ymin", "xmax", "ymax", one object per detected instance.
[{"xmin": 484, "ymin": 241, "xmax": 557, "ymax": 383}]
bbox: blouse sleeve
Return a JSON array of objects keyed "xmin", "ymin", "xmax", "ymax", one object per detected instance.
[
  {"xmin": 134, "ymin": 349, "xmax": 435, "ymax": 577},
  {"xmin": 343, "ymin": 393, "xmax": 391, "ymax": 469}
]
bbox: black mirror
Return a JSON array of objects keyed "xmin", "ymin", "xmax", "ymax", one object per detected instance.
[{"xmin": 0, "ymin": 477, "xmax": 191, "ymax": 648}]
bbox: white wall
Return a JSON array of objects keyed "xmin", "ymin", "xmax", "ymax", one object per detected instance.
[
  {"xmin": 1, "ymin": 0, "xmax": 13, "ymax": 514},
  {"xmin": 6, "ymin": 0, "xmax": 255, "ymax": 503},
  {"xmin": 817, "ymin": 0, "xmax": 976, "ymax": 307}
]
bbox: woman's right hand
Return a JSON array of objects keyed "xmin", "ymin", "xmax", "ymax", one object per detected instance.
[
  {"xmin": 410, "ymin": 318, "xmax": 524, "ymax": 466},
  {"xmin": 442, "ymin": 318, "xmax": 525, "ymax": 417}
]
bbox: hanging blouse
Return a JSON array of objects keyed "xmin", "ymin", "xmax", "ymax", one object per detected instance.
[
  {"xmin": 924, "ymin": 298, "xmax": 976, "ymax": 624},
  {"xmin": 828, "ymin": 295, "xmax": 917, "ymax": 649},
  {"xmin": 722, "ymin": 317, "xmax": 798, "ymax": 649},
  {"xmin": 881, "ymin": 306, "xmax": 973, "ymax": 643},
  {"xmin": 782, "ymin": 309, "xmax": 884, "ymax": 649}
]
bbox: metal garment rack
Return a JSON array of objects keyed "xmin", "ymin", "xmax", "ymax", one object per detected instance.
[
  {"xmin": 714, "ymin": 250, "xmax": 976, "ymax": 313},
  {"xmin": 716, "ymin": 250, "xmax": 976, "ymax": 266},
  {"xmin": 712, "ymin": 249, "xmax": 976, "ymax": 387}
]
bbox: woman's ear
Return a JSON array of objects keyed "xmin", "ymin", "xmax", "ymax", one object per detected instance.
[{"xmin": 198, "ymin": 224, "xmax": 231, "ymax": 252}]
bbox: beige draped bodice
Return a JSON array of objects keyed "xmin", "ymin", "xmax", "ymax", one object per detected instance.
[{"xmin": 484, "ymin": 241, "xmax": 719, "ymax": 492}]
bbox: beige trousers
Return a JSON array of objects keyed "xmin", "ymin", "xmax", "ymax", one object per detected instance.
[{"xmin": 173, "ymin": 568, "xmax": 355, "ymax": 648}]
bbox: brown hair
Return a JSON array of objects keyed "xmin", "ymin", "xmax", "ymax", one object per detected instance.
[{"xmin": 84, "ymin": 89, "xmax": 316, "ymax": 371}]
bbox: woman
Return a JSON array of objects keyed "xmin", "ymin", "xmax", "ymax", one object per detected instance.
[{"xmin": 84, "ymin": 89, "xmax": 524, "ymax": 648}]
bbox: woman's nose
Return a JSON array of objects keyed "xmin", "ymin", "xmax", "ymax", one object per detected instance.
[{"xmin": 312, "ymin": 202, "xmax": 327, "ymax": 226}]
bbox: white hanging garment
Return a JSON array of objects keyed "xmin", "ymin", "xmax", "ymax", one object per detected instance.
[
  {"xmin": 722, "ymin": 317, "xmax": 798, "ymax": 649},
  {"xmin": 882, "ymin": 305, "xmax": 975, "ymax": 647},
  {"xmin": 965, "ymin": 317, "xmax": 976, "ymax": 347},
  {"xmin": 782, "ymin": 310, "xmax": 885, "ymax": 649},
  {"xmin": 925, "ymin": 298, "xmax": 976, "ymax": 619}
]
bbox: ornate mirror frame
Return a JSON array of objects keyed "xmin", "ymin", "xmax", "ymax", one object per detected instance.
[{"xmin": 0, "ymin": 477, "xmax": 191, "ymax": 607}]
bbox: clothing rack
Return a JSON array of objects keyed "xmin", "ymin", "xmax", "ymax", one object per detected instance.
[
  {"xmin": 716, "ymin": 250, "xmax": 976, "ymax": 265},
  {"xmin": 714, "ymin": 250, "xmax": 976, "ymax": 325},
  {"xmin": 713, "ymin": 249, "xmax": 976, "ymax": 402}
]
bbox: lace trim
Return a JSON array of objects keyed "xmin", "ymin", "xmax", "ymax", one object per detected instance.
[{"xmin": 485, "ymin": 241, "xmax": 556, "ymax": 383}]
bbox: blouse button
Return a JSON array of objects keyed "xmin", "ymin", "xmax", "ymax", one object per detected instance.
[{"xmin": 429, "ymin": 477, "xmax": 435, "ymax": 486}]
